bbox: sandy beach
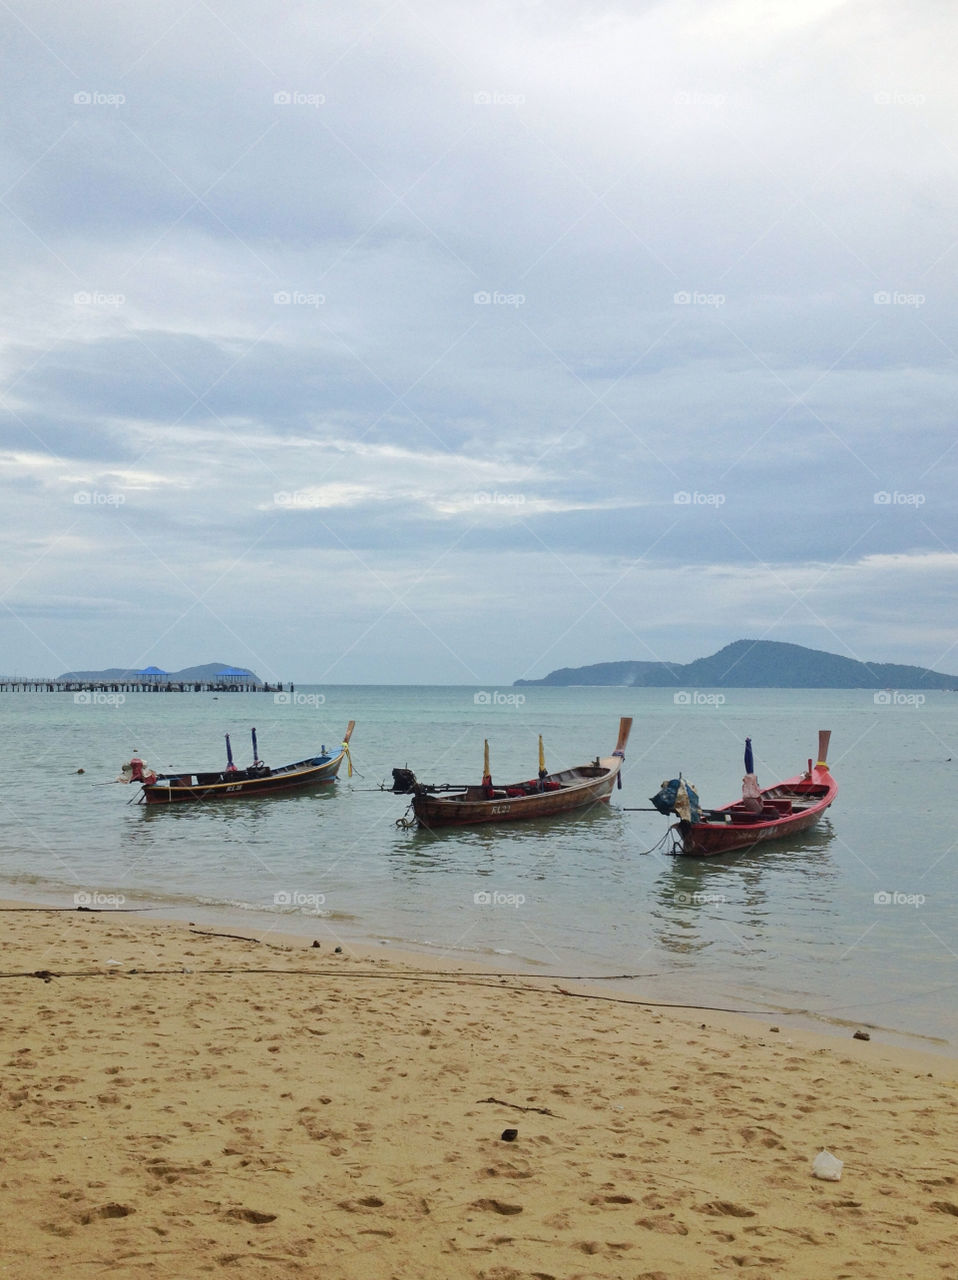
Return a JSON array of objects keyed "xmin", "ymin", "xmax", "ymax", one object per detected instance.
[{"xmin": 2, "ymin": 905, "xmax": 957, "ymax": 1279}]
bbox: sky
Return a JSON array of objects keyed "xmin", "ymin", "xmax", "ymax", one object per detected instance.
[{"xmin": 1, "ymin": 0, "xmax": 956, "ymax": 684}]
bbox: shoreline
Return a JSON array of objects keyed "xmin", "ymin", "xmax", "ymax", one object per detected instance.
[
  {"xmin": 2, "ymin": 889, "xmax": 954, "ymax": 1063},
  {"xmin": 3, "ymin": 900, "xmax": 958, "ymax": 1279}
]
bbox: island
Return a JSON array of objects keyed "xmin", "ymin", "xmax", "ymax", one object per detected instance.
[
  {"xmin": 0, "ymin": 663, "xmax": 284, "ymax": 695},
  {"xmin": 514, "ymin": 639, "xmax": 958, "ymax": 689},
  {"xmin": 56, "ymin": 662, "xmax": 263, "ymax": 685}
]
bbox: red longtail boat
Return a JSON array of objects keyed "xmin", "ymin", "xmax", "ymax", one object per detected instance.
[{"xmin": 652, "ymin": 730, "xmax": 837, "ymax": 856}]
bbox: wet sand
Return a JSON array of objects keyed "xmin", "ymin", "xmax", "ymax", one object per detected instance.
[{"xmin": 2, "ymin": 903, "xmax": 957, "ymax": 1279}]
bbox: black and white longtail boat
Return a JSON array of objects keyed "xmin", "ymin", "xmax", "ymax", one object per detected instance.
[{"xmin": 120, "ymin": 722, "xmax": 355, "ymax": 804}]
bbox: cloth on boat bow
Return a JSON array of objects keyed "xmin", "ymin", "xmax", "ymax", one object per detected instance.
[{"xmin": 650, "ymin": 776, "xmax": 701, "ymax": 824}]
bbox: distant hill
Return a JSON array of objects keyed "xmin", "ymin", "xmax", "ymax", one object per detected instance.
[
  {"xmin": 514, "ymin": 640, "xmax": 958, "ymax": 689},
  {"xmin": 57, "ymin": 662, "xmax": 262, "ymax": 685}
]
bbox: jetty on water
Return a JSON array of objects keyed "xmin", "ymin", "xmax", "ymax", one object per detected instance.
[
  {"xmin": 0, "ymin": 677, "xmax": 291, "ymax": 694},
  {"xmin": 0, "ymin": 665, "xmax": 291, "ymax": 694}
]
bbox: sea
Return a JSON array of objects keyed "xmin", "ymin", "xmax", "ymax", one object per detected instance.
[{"xmin": 1, "ymin": 685, "xmax": 955, "ymax": 1051}]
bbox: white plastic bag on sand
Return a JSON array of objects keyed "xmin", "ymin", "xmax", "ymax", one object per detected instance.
[{"xmin": 812, "ymin": 1149, "xmax": 844, "ymax": 1181}]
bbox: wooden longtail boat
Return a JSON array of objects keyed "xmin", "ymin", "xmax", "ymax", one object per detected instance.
[
  {"xmin": 393, "ymin": 718, "xmax": 632, "ymax": 829},
  {"xmin": 653, "ymin": 730, "xmax": 837, "ymax": 857},
  {"xmin": 122, "ymin": 722, "xmax": 355, "ymax": 805}
]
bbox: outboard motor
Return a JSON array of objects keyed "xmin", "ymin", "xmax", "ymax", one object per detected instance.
[
  {"xmin": 650, "ymin": 776, "xmax": 702, "ymax": 824},
  {"xmin": 391, "ymin": 767, "xmax": 419, "ymax": 794}
]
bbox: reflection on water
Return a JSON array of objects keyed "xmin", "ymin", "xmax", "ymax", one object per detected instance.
[
  {"xmin": 0, "ymin": 687, "xmax": 956, "ymax": 1045},
  {"xmin": 650, "ymin": 820, "xmax": 840, "ymax": 963},
  {"xmin": 384, "ymin": 803, "xmax": 620, "ymax": 875},
  {"xmin": 133, "ymin": 784, "xmax": 340, "ymax": 833}
]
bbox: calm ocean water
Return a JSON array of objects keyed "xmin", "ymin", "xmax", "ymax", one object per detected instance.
[{"xmin": 1, "ymin": 686, "xmax": 955, "ymax": 1049}]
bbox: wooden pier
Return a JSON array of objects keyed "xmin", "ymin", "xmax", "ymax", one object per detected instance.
[{"xmin": 0, "ymin": 678, "xmax": 292, "ymax": 694}]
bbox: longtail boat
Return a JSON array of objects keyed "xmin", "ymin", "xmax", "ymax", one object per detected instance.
[
  {"xmin": 393, "ymin": 718, "xmax": 632, "ymax": 829},
  {"xmin": 121, "ymin": 722, "xmax": 355, "ymax": 805},
  {"xmin": 650, "ymin": 730, "xmax": 837, "ymax": 856}
]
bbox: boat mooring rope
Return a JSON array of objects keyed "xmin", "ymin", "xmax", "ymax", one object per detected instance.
[
  {"xmin": 396, "ymin": 801, "xmax": 416, "ymax": 829},
  {"xmin": 637, "ymin": 828, "xmax": 679, "ymax": 856}
]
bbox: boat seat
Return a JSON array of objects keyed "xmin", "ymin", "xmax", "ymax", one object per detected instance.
[{"xmin": 726, "ymin": 805, "xmax": 763, "ymax": 823}]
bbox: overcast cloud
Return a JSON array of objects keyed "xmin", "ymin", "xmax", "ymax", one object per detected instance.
[{"xmin": 1, "ymin": 0, "xmax": 956, "ymax": 682}]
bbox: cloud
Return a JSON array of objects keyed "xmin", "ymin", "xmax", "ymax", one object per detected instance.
[{"xmin": 0, "ymin": 0, "xmax": 956, "ymax": 677}]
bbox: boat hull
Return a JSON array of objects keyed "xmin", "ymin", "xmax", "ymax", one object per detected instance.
[
  {"xmin": 675, "ymin": 765, "xmax": 837, "ymax": 856},
  {"xmin": 413, "ymin": 766, "xmax": 622, "ymax": 828},
  {"xmin": 139, "ymin": 723, "xmax": 354, "ymax": 805},
  {"xmin": 141, "ymin": 759, "xmax": 342, "ymax": 804},
  {"xmin": 410, "ymin": 719, "xmax": 632, "ymax": 829}
]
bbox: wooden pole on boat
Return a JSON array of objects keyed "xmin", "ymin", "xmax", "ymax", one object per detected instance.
[
  {"xmin": 251, "ymin": 727, "xmax": 259, "ymax": 762},
  {"xmin": 339, "ymin": 721, "xmax": 355, "ymax": 777},
  {"xmin": 538, "ymin": 735, "xmax": 547, "ymax": 780},
  {"xmin": 480, "ymin": 739, "xmax": 494, "ymax": 797},
  {"xmin": 817, "ymin": 729, "xmax": 831, "ymax": 769},
  {"xmin": 613, "ymin": 717, "xmax": 632, "ymax": 789},
  {"xmin": 225, "ymin": 733, "xmax": 235, "ymax": 770}
]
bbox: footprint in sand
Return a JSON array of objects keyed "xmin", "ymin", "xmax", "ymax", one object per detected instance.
[
  {"xmin": 482, "ymin": 1163, "xmax": 533, "ymax": 1181},
  {"xmin": 929, "ymin": 1201, "xmax": 958, "ymax": 1216},
  {"xmin": 637, "ymin": 1216, "xmax": 689, "ymax": 1236},
  {"xmin": 337, "ymin": 1196, "xmax": 386, "ymax": 1211},
  {"xmin": 222, "ymin": 1208, "xmax": 277, "ymax": 1224},
  {"xmin": 471, "ymin": 1198, "xmax": 524, "ymax": 1215},
  {"xmin": 696, "ymin": 1200, "xmax": 756, "ymax": 1219},
  {"xmin": 740, "ymin": 1125, "xmax": 786, "ymax": 1149},
  {"xmin": 77, "ymin": 1203, "xmax": 135, "ymax": 1224},
  {"xmin": 576, "ymin": 1241, "xmax": 635, "ymax": 1255}
]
